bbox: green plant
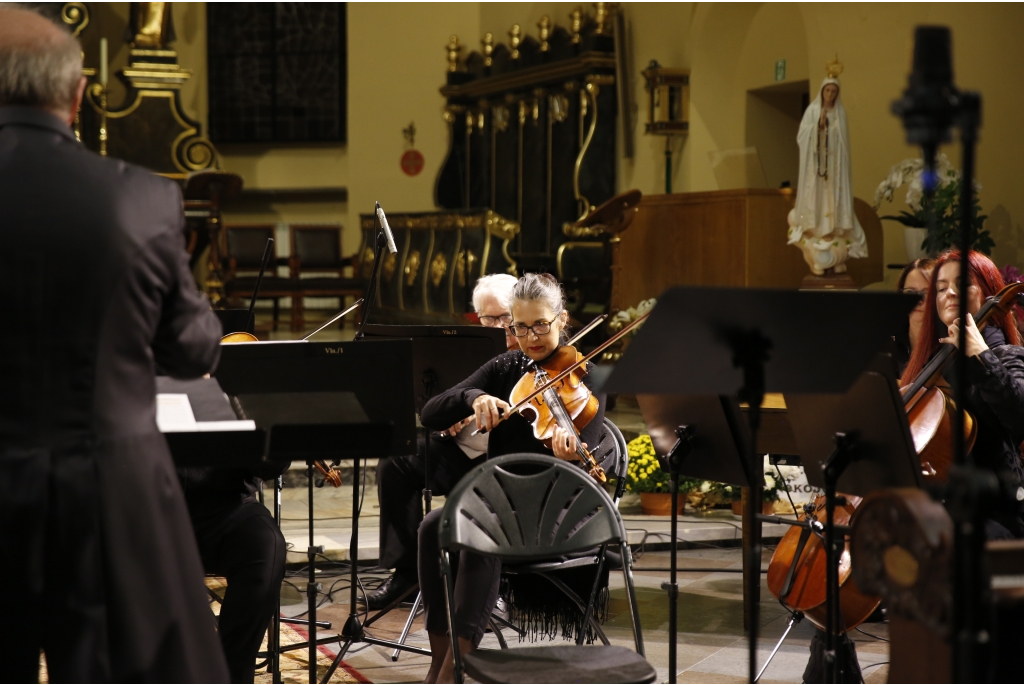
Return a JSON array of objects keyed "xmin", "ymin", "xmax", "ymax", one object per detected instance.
[
  {"xmin": 698, "ymin": 480, "xmax": 741, "ymax": 506},
  {"xmin": 874, "ymin": 154, "xmax": 992, "ymax": 255},
  {"xmin": 625, "ymin": 435, "xmax": 700, "ymax": 494}
]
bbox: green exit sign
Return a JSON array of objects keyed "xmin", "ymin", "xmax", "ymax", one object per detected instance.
[{"xmin": 775, "ymin": 59, "xmax": 786, "ymax": 82}]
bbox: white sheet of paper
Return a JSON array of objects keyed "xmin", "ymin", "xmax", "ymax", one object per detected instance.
[
  {"xmin": 156, "ymin": 394, "xmax": 197, "ymax": 432},
  {"xmin": 196, "ymin": 420, "xmax": 256, "ymax": 432}
]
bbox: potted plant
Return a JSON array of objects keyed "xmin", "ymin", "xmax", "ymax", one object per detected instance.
[
  {"xmin": 625, "ymin": 434, "xmax": 699, "ymax": 515},
  {"xmin": 728, "ymin": 471, "xmax": 788, "ymax": 516},
  {"xmin": 873, "ymin": 152, "xmax": 991, "ymax": 259}
]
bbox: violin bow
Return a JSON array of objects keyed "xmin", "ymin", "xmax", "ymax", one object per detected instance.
[
  {"xmin": 472, "ymin": 310, "xmax": 651, "ymax": 435},
  {"xmin": 302, "ymin": 298, "xmax": 365, "ymax": 341}
]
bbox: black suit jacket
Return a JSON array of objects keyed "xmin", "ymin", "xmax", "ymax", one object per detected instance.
[{"xmin": 0, "ymin": 106, "xmax": 228, "ymax": 681}]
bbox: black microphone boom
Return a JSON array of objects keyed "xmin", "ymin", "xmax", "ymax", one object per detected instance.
[{"xmin": 891, "ymin": 26, "xmax": 958, "ymax": 185}]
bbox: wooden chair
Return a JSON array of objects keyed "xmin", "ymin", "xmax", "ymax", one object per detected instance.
[
  {"xmin": 222, "ymin": 224, "xmax": 294, "ymax": 331},
  {"xmin": 288, "ymin": 224, "xmax": 365, "ymax": 331}
]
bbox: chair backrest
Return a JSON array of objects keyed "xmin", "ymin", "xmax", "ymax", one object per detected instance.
[
  {"xmin": 597, "ymin": 417, "xmax": 630, "ymax": 502},
  {"xmin": 225, "ymin": 225, "xmax": 276, "ymax": 270},
  {"xmin": 439, "ymin": 453, "xmax": 627, "ymax": 562},
  {"xmin": 291, "ymin": 224, "xmax": 343, "ymax": 270}
]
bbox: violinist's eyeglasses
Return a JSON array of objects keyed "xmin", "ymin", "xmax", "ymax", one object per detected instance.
[
  {"xmin": 478, "ymin": 313, "xmax": 513, "ymax": 327},
  {"xmin": 509, "ymin": 321, "xmax": 553, "ymax": 337}
]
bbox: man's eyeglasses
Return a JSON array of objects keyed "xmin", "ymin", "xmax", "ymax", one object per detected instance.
[
  {"xmin": 478, "ymin": 313, "xmax": 513, "ymax": 327},
  {"xmin": 509, "ymin": 321, "xmax": 553, "ymax": 338}
]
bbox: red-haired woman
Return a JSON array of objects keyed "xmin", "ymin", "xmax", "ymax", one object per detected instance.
[{"xmin": 901, "ymin": 250, "xmax": 1024, "ymax": 538}]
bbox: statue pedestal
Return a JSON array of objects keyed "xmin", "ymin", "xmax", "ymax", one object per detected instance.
[{"xmin": 800, "ymin": 271, "xmax": 859, "ymax": 291}]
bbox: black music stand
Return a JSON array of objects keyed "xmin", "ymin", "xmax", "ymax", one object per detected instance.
[
  {"xmin": 602, "ymin": 286, "xmax": 916, "ymax": 684},
  {"xmin": 784, "ymin": 354, "xmax": 921, "ymax": 683},
  {"xmin": 635, "ymin": 394, "xmax": 757, "ymax": 683},
  {"xmin": 356, "ymin": 324, "xmax": 506, "ymax": 661},
  {"xmin": 216, "ymin": 339, "xmax": 416, "ymax": 684}
]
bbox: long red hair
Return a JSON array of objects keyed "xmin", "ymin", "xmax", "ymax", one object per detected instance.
[{"xmin": 899, "ymin": 250, "xmax": 1020, "ymax": 386}]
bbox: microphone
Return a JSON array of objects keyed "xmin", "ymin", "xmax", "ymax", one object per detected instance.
[
  {"xmin": 376, "ymin": 201, "xmax": 398, "ymax": 254},
  {"xmin": 892, "ymin": 26, "xmax": 958, "ymax": 191}
]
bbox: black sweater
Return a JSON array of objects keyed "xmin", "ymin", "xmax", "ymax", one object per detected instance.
[
  {"xmin": 949, "ymin": 326, "xmax": 1024, "ymax": 537},
  {"xmin": 419, "ymin": 349, "xmax": 606, "ymax": 460}
]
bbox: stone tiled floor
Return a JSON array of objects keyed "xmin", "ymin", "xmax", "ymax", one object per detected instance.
[{"xmin": 271, "ymin": 549, "xmax": 889, "ymax": 684}]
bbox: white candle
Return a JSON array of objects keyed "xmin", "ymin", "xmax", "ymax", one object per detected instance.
[{"xmin": 99, "ymin": 38, "xmax": 108, "ymax": 87}]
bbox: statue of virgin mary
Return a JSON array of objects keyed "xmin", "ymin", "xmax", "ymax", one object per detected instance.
[{"xmin": 787, "ymin": 61, "xmax": 867, "ymax": 275}]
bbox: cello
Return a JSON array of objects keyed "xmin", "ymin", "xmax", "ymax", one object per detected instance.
[
  {"xmin": 901, "ymin": 281, "xmax": 1024, "ymax": 481},
  {"xmin": 767, "ymin": 282, "xmax": 1024, "ymax": 629}
]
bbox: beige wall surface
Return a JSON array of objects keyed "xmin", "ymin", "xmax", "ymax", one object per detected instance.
[{"xmin": 79, "ymin": 3, "xmax": 1024, "ymax": 284}]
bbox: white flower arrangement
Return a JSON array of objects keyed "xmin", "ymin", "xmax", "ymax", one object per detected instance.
[
  {"xmin": 872, "ymin": 153, "xmax": 968, "ymax": 212},
  {"xmin": 608, "ymin": 298, "xmax": 657, "ymax": 336}
]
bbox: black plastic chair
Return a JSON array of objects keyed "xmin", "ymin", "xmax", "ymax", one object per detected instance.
[{"xmin": 439, "ymin": 453, "xmax": 654, "ymax": 684}]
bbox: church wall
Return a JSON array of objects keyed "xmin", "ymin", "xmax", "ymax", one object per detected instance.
[{"xmin": 77, "ymin": 3, "xmax": 1024, "ymax": 289}]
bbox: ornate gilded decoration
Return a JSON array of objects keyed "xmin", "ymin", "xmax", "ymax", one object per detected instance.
[
  {"xmin": 493, "ymin": 105, "xmax": 510, "ymax": 133},
  {"xmin": 484, "ymin": 210, "xmax": 520, "ymax": 240},
  {"xmin": 130, "ymin": 2, "xmax": 172, "ymax": 48},
  {"xmin": 826, "ymin": 55, "xmax": 844, "ymax": 79},
  {"xmin": 508, "ymin": 25, "xmax": 522, "ymax": 60},
  {"xmin": 60, "ymin": 2, "xmax": 89, "ymax": 36},
  {"xmin": 550, "ymin": 93, "xmax": 569, "ymax": 123},
  {"xmin": 383, "ymin": 251, "xmax": 397, "ymax": 282},
  {"xmin": 481, "ymin": 33, "xmax": 495, "ymax": 68},
  {"xmin": 538, "ymin": 16, "xmax": 552, "ymax": 52},
  {"xmin": 594, "ymin": 3, "xmax": 618, "ymax": 36},
  {"xmin": 404, "ymin": 250, "xmax": 422, "ymax": 287},
  {"xmin": 430, "ymin": 252, "xmax": 448, "ymax": 288},
  {"xmin": 455, "ymin": 249, "xmax": 477, "ymax": 287},
  {"xmin": 446, "ymin": 35, "xmax": 462, "ymax": 73},
  {"xmin": 361, "ymin": 247, "xmax": 376, "ymax": 278},
  {"xmin": 569, "ymin": 6, "xmax": 585, "ymax": 44}
]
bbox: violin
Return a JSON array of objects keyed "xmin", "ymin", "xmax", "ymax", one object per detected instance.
[
  {"xmin": 511, "ymin": 345, "xmax": 607, "ymax": 483},
  {"xmin": 473, "ymin": 311, "xmax": 650, "ymax": 483},
  {"xmin": 766, "ymin": 494, "xmax": 881, "ymax": 632},
  {"xmin": 901, "ymin": 281, "xmax": 1024, "ymax": 481}
]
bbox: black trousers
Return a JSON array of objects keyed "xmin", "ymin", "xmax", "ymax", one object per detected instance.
[
  {"xmin": 190, "ymin": 501, "xmax": 286, "ymax": 684},
  {"xmin": 376, "ymin": 437, "xmax": 481, "ymax": 577},
  {"xmin": 418, "ymin": 508, "xmax": 502, "ymax": 646}
]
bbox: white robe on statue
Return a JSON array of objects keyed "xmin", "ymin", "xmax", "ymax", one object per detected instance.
[{"xmin": 787, "ymin": 77, "xmax": 867, "ymax": 275}]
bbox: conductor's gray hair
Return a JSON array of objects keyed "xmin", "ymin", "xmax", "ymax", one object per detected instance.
[
  {"xmin": 0, "ymin": 8, "xmax": 83, "ymax": 112},
  {"xmin": 511, "ymin": 272, "xmax": 566, "ymax": 315},
  {"xmin": 472, "ymin": 273, "xmax": 518, "ymax": 312}
]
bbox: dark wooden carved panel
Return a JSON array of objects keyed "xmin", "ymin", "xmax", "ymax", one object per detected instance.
[
  {"xmin": 357, "ymin": 210, "xmax": 519, "ymax": 324},
  {"xmin": 434, "ymin": 11, "xmax": 619, "ymax": 270}
]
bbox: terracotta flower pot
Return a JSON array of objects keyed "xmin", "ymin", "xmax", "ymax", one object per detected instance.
[
  {"xmin": 640, "ymin": 492, "xmax": 686, "ymax": 516},
  {"xmin": 731, "ymin": 500, "xmax": 775, "ymax": 515}
]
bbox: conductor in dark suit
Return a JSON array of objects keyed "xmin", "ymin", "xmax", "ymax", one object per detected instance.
[{"xmin": 0, "ymin": 9, "xmax": 229, "ymax": 682}]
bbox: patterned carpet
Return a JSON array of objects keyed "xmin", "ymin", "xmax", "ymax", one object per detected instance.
[{"xmin": 37, "ymin": 579, "xmax": 369, "ymax": 684}]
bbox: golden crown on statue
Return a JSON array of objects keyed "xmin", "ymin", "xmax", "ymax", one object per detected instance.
[{"xmin": 826, "ymin": 54, "xmax": 844, "ymax": 79}]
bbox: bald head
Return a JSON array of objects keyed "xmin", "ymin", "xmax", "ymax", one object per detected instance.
[{"xmin": 0, "ymin": 7, "xmax": 85, "ymax": 122}]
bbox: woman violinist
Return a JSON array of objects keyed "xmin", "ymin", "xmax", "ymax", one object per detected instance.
[
  {"xmin": 901, "ymin": 249, "xmax": 1024, "ymax": 538},
  {"xmin": 416, "ymin": 273, "xmax": 607, "ymax": 683}
]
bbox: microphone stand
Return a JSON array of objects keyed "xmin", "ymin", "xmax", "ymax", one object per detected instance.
[{"xmin": 354, "ymin": 213, "xmax": 386, "ymax": 341}]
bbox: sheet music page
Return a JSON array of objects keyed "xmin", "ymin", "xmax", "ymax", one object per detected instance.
[{"xmin": 156, "ymin": 394, "xmax": 198, "ymax": 432}]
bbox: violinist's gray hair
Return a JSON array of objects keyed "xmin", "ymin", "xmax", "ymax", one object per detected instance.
[
  {"xmin": 511, "ymin": 272, "xmax": 567, "ymax": 316},
  {"xmin": 0, "ymin": 7, "xmax": 82, "ymax": 112},
  {"xmin": 472, "ymin": 273, "xmax": 517, "ymax": 313}
]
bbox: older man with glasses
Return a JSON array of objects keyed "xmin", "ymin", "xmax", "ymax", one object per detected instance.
[{"xmin": 366, "ymin": 274, "xmax": 518, "ymax": 609}]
